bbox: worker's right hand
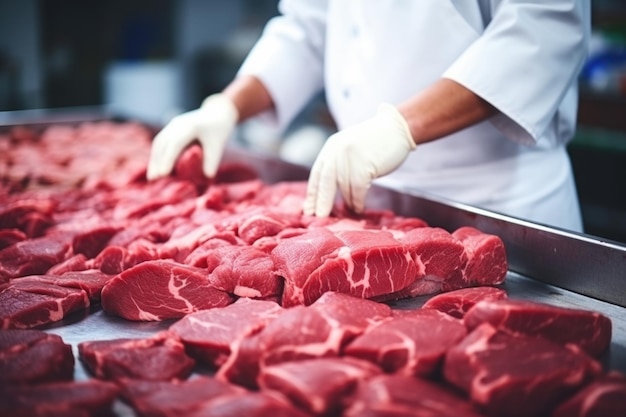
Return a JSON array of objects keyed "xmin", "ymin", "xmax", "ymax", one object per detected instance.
[{"xmin": 147, "ymin": 93, "xmax": 239, "ymax": 180}]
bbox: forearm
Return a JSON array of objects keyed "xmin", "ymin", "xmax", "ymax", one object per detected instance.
[
  {"xmin": 397, "ymin": 78, "xmax": 497, "ymax": 146},
  {"xmin": 221, "ymin": 75, "xmax": 275, "ymax": 123}
]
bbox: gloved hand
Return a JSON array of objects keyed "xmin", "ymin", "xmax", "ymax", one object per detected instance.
[
  {"xmin": 146, "ymin": 93, "xmax": 239, "ymax": 180},
  {"xmin": 303, "ymin": 103, "xmax": 417, "ymax": 217}
]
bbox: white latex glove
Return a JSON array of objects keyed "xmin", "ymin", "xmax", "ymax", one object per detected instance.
[
  {"xmin": 303, "ymin": 103, "xmax": 417, "ymax": 217},
  {"xmin": 147, "ymin": 93, "xmax": 238, "ymax": 180}
]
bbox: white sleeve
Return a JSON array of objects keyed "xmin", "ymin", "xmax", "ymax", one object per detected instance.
[
  {"xmin": 443, "ymin": 0, "xmax": 590, "ymax": 146},
  {"xmin": 237, "ymin": 0, "xmax": 328, "ymax": 133}
]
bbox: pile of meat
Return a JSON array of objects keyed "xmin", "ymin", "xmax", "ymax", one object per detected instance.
[
  {"xmin": 1, "ymin": 121, "xmax": 625, "ymax": 416},
  {"xmin": 2, "ymin": 290, "xmax": 624, "ymax": 416},
  {"xmin": 1, "ymin": 121, "xmax": 507, "ymax": 328}
]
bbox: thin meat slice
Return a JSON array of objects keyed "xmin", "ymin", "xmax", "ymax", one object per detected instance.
[
  {"xmin": 443, "ymin": 323, "xmax": 602, "ymax": 417},
  {"xmin": 169, "ymin": 297, "xmax": 283, "ymax": 367},
  {"xmin": 218, "ymin": 292, "xmax": 390, "ymax": 388},
  {"xmin": 464, "ymin": 299, "xmax": 612, "ymax": 356},
  {"xmin": 344, "ymin": 309, "xmax": 467, "ymax": 376},
  {"xmin": 204, "ymin": 245, "xmax": 281, "ymax": 299},
  {"xmin": 551, "ymin": 371, "xmax": 626, "ymax": 417},
  {"xmin": 422, "ymin": 286, "xmax": 508, "ymax": 319},
  {"xmin": 78, "ymin": 331, "xmax": 195, "ymax": 382},
  {"xmin": 451, "ymin": 226, "xmax": 508, "ymax": 289},
  {"xmin": 258, "ymin": 357, "xmax": 382, "ymax": 416},
  {"xmin": 345, "ymin": 374, "xmax": 486, "ymax": 417},
  {"xmin": 0, "ymin": 380, "xmax": 119, "ymax": 417},
  {"xmin": 272, "ymin": 228, "xmax": 417, "ymax": 306},
  {"xmin": 119, "ymin": 376, "xmax": 244, "ymax": 417},
  {"xmin": 236, "ymin": 210, "xmax": 302, "ymax": 244},
  {"xmin": 0, "ymin": 281, "xmax": 90, "ymax": 329},
  {"xmin": 0, "ymin": 329, "xmax": 74, "ymax": 385},
  {"xmin": 101, "ymin": 260, "xmax": 234, "ymax": 321}
]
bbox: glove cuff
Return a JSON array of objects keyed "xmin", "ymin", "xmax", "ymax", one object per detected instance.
[
  {"xmin": 200, "ymin": 93, "xmax": 239, "ymax": 125},
  {"xmin": 377, "ymin": 103, "xmax": 417, "ymax": 151}
]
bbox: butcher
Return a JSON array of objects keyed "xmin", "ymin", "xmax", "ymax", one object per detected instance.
[{"xmin": 147, "ymin": 0, "xmax": 590, "ymax": 232}]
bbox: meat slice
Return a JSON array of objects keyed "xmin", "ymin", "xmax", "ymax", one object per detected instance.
[
  {"xmin": 169, "ymin": 297, "xmax": 283, "ymax": 367},
  {"xmin": 0, "ymin": 380, "xmax": 119, "ymax": 417},
  {"xmin": 344, "ymin": 374, "xmax": 486, "ymax": 417},
  {"xmin": 78, "ymin": 331, "xmax": 195, "ymax": 381},
  {"xmin": 443, "ymin": 323, "xmax": 602, "ymax": 417},
  {"xmin": 272, "ymin": 228, "xmax": 417, "ymax": 306},
  {"xmin": 236, "ymin": 210, "xmax": 302, "ymax": 244},
  {"xmin": 258, "ymin": 357, "xmax": 382, "ymax": 416},
  {"xmin": 0, "ymin": 234, "xmax": 71, "ymax": 281},
  {"xmin": 101, "ymin": 260, "xmax": 234, "ymax": 321},
  {"xmin": 186, "ymin": 391, "xmax": 311, "ymax": 417},
  {"xmin": 464, "ymin": 299, "xmax": 612, "ymax": 356},
  {"xmin": 344, "ymin": 309, "xmax": 467, "ymax": 376},
  {"xmin": 451, "ymin": 226, "xmax": 508, "ymax": 288},
  {"xmin": 0, "ymin": 281, "xmax": 90, "ymax": 329},
  {"xmin": 119, "ymin": 376, "xmax": 243, "ymax": 417},
  {"xmin": 8, "ymin": 269, "xmax": 113, "ymax": 301},
  {"xmin": 218, "ymin": 293, "xmax": 390, "ymax": 389},
  {"xmin": 422, "ymin": 286, "xmax": 508, "ymax": 319},
  {"xmin": 204, "ymin": 245, "xmax": 281, "ymax": 299},
  {"xmin": 0, "ymin": 329, "xmax": 74, "ymax": 385},
  {"xmin": 551, "ymin": 371, "xmax": 626, "ymax": 417},
  {"xmin": 0, "ymin": 228, "xmax": 27, "ymax": 250},
  {"xmin": 398, "ymin": 227, "xmax": 468, "ymax": 293}
]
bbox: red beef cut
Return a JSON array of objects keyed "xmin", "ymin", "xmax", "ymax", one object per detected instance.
[
  {"xmin": 551, "ymin": 371, "xmax": 626, "ymax": 417},
  {"xmin": 422, "ymin": 286, "xmax": 508, "ymax": 319},
  {"xmin": 119, "ymin": 376, "xmax": 244, "ymax": 417},
  {"xmin": 101, "ymin": 260, "xmax": 234, "ymax": 321},
  {"xmin": 451, "ymin": 226, "xmax": 508, "ymax": 288},
  {"xmin": 0, "ymin": 329, "xmax": 74, "ymax": 385},
  {"xmin": 272, "ymin": 228, "xmax": 417, "ymax": 306},
  {"xmin": 344, "ymin": 374, "xmax": 486, "ymax": 417},
  {"xmin": 204, "ymin": 245, "xmax": 281, "ymax": 299},
  {"xmin": 186, "ymin": 391, "xmax": 311, "ymax": 417},
  {"xmin": 258, "ymin": 357, "xmax": 382, "ymax": 416},
  {"xmin": 0, "ymin": 281, "xmax": 90, "ymax": 329},
  {"xmin": 464, "ymin": 299, "xmax": 612, "ymax": 356},
  {"xmin": 217, "ymin": 292, "xmax": 390, "ymax": 388},
  {"xmin": 443, "ymin": 323, "xmax": 602, "ymax": 417},
  {"xmin": 169, "ymin": 297, "xmax": 283, "ymax": 367},
  {"xmin": 0, "ymin": 380, "xmax": 119, "ymax": 417},
  {"xmin": 236, "ymin": 209, "xmax": 302, "ymax": 244},
  {"xmin": 8, "ymin": 269, "xmax": 113, "ymax": 301},
  {"xmin": 0, "ymin": 234, "xmax": 71, "ymax": 281},
  {"xmin": 344, "ymin": 309, "xmax": 467, "ymax": 376},
  {"xmin": 78, "ymin": 331, "xmax": 195, "ymax": 381}
]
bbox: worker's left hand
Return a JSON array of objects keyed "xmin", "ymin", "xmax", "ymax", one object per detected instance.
[{"xmin": 303, "ymin": 103, "xmax": 417, "ymax": 217}]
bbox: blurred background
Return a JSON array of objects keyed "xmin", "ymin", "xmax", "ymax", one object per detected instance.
[{"xmin": 0, "ymin": 0, "xmax": 625, "ymax": 242}]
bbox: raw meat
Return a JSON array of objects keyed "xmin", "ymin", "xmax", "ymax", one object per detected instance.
[
  {"xmin": 344, "ymin": 374, "xmax": 486, "ymax": 417},
  {"xmin": 0, "ymin": 379, "xmax": 119, "ymax": 417},
  {"xmin": 344, "ymin": 309, "xmax": 467, "ymax": 376},
  {"xmin": 443, "ymin": 323, "xmax": 602, "ymax": 417},
  {"xmin": 0, "ymin": 329, "xmax": 74, "ymax": 385},
  {"xmin": 0, "ymin": 234, "xmax": 71, "ymax": 281},
  {"xmin": 236, "ymin": 210, "xmax": 302, "ymax": 244},
  {"xmin": 7, "ymin": 269, "xmax": 113, "ymax": 301},
  {"xmin": 422, "ymin": 286, "xmax": 508, "ymax": 319},
  {"xmin": 272, "ymin": 228, "xmax": 418, "ymax": 306},
  {"xmin": 204, "ymin": 245, "xmax": 281, "ymax": 298},
  {"xmin": 258, "ymin": 357, "xmax": 382, "ymax": 416},
  {"xmin": 169, "ymin": 297, "xmax": 283, "ymax": 367},
  {"xmin": 119, "ymin": 375, "xmax": 243, "ymax": 417},
  {"xmin": 0, "ymin": 281, "xmax": 90, "ymax": 329},
  {"xmin": 551, "ymin": 371, "xmax": 626, "ymax": 417},
  {"xmin": 186, "ymin": 391, "xmax": 310, "ymax": 417},
  {"xmin": 464, "ymin": 299, "xmax": 612, "ymax": 356},
  {"xmin": 101, "ymin": 260, "xmax": 234, "ymax": 321},
  {"xmin": 217, "ymin": 292, "xmax": 390, "ymax": 388},
  {"xmin": 78, "ymin": 331, "xmax": 195, "ymax": 381},
  {"xmin": 451, "ymin": 226, "xmax": 508, "ymax": 288}
]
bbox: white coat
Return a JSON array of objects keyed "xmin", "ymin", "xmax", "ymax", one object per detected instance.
[{"xmin": 238, "ymin": 0, "xmax": 590, "ymax": 232}]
